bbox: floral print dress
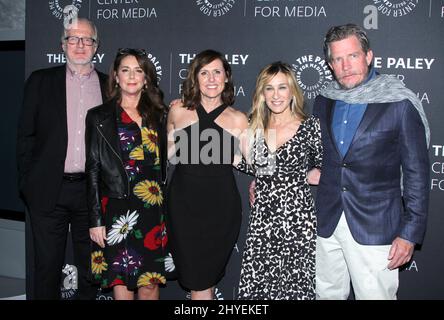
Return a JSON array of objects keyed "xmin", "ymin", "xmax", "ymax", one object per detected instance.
[{"xmin": 91, "ymin": 107, "xmax": 174, "ymax": 290}]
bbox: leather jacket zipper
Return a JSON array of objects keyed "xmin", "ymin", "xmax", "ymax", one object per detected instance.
[{"xmin": 96, "ymin": 124, "xmax": 131, "ymax": 199}]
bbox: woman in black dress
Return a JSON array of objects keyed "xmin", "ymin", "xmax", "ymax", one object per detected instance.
[
  {"xmin": 166, "ymin": 50, "xmax": 248, "ymax": 300},
  {"xmin": 86, "ymin": 48, "xmax": 171, "ymax": 300}
]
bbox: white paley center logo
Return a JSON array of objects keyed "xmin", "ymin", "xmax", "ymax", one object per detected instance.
[
  {"xmin": 195, "ymin": 0, "xmax": 236, "ymax": 17},
  {"xmin": 61, "ymin": 264, "xmax": 78, "ymax": 299},
  {"xmin": 371, "ymin": 0, "xmax": 419, "ymax": 17},
  {"xmin": 291, "ymin": 55, "xmax": 333, "ymax": 100},
  {"xmin": 49, "ymin": 0, "xmax": 82, "ymax": 20},
  {"xmin": 147, "ymin": 52, "xmax": 163, "ymax": 83}
]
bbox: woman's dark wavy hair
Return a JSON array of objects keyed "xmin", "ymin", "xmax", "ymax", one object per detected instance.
[
  {"xmin": 107, "ymin": 49, "xmax": 166, "ymax": 127},
  {"xmin": 182, "ymin": 49, "xmax": 235, "ymax": 110}
]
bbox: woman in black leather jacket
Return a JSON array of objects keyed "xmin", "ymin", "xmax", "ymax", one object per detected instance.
[{"xmin": 85, "ymin": 48, "xmax": 170, "ymax": 300}]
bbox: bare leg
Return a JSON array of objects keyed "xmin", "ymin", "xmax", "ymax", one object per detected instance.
[
  {"xmin": 113, "ymin": 285, "xmax": 135, "ymax": 300},
  {"xmin": 137, "ymin": 284, "xmax": 160, "ymax": 300},
  {"xmin": 191, "ymin": 287, "xmax": 214, "ymax": 300}
]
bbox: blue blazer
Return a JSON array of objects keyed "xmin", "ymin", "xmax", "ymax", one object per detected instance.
[{"xmin": 313, "ymin": 96, "xmax": 429, "ymax": 245}]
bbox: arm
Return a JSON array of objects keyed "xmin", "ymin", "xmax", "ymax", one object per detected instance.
[
  {"xmin": 232, "ymin": 110, "xmax": 249, "ymax": 166},
  {"xmin": 388, "ymin": 101, "xmax": 429, "ymax": 268},
  {"xmin": 398, "ymin": 102, "xmax": 429, "ymax": 244},
  {"xmin": 307, "ymin": 168, "xmax": 321, "ymax": 185},
  {"xmin": 307, "ymin": 116, "xmax": 323, "ymax": 185},
  {"xmin": 235, "ymin": 154, "xmax": 256, "ymax": 176},
  {"xmin": 247, "ymin": 179, "xmax": 256, "ymax": 207},
  {"xmin": 85, "ymin": 110, "xmax": 106, "ymax": 247},
  {"xmin": 169, "ymin": 98, "xmax": 182, "ymax": 108},
  {"xmin": 16, "ymin": 72, "xmax": 40, "ymax": 193},
  {"xmin": 159, "ymin": 109, "xmax": 169, "ymax": 186},
  {"xmin": 166, "ymin": 103, "xmax": 179, "ymax": 160},
  {"xmin": 232, "ymin": 111, "xmax": 256, "ymax": 176}
]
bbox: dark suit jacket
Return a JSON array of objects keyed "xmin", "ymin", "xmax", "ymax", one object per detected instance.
[
  {"xmin": 313, "ymin": 96, "xmax": 429, "ymax": 245},
  {"xmin": 17, "ymin": 65, "xmax": 108, "ymax": 212}
]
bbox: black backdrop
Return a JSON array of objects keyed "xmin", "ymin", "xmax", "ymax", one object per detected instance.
[{"xmin": 23, "ymin": 0, "xmax": 444, "ymax": 299}]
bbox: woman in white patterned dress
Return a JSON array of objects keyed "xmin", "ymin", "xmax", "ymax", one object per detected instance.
[{"xmin": 236, "ymin": 61, "xmax": 322, "ymax": 300}]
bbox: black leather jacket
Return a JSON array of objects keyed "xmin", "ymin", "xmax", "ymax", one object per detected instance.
[{"xmin": 85, "ymin": 99, "xmax": 168, "ymax": 228}]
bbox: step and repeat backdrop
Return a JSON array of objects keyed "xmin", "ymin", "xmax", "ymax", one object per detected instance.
[{"xmin": 25, "ymin": 0, "xmax": 443, "ymax": 299}]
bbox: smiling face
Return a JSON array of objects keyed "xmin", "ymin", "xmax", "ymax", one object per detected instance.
[
  {"xmin": 115, "ymin": 55, "xmax": 146, "ymax": 97},
  {"xmin": 328, "ymin": 35, "xmax": 373, "ymax": 89},
  {"xmin": 197, "ymin": 58, "xmax": 227, "ymax": 102},
  {"xmin": 263, "ymin": 72, "xmax": 293, "ymax": 116},
  {"xmin": 62, "ymin": 19, "xmax": 97, "ymax": 66}
]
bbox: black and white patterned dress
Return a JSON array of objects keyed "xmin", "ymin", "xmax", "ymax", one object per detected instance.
[{"xmin": 237, "ymin": 115, "xmax": 322, "ymax": 300}]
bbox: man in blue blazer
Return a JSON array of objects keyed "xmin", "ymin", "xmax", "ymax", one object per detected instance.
[{"xmin": 312, "ymin": 24, "xmax": 430, "ymax": 299}]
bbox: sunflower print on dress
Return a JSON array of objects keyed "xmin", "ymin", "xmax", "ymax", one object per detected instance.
[
  {"xmin": 129, "ymin": 127, "xmax": 160, "ymax": 165},
  {"xmin": 137, "ymin": 272, "xmax": 166, "ymax": 287},
  {"xmin": 91, "ymin": 251, "xmax": 108, "ymax": 277},
  {"xmin": 133, "ymin": 180, "xmax": 163, "ymax": 207}
]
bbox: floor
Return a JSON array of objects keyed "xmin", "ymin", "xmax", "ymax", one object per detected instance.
[{"xmin": 0, "ymin": 276, "xmax": 26, "ymax": 300}]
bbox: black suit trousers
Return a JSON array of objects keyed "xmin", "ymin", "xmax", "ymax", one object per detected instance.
[{"xmin": 28, "ymin": 178, "xmax": 97, "ymax": 300}]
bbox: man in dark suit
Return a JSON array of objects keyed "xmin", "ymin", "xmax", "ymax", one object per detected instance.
[
  {"xmin": 17, "ymin": 17, "xmax": 107, "ymax": 299},
  {"xmin": 313, "ymin": 24, "xmax": 430, "ymax": 299}
]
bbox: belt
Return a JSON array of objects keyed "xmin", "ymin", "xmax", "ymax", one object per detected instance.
[{"xmin": 63, "ymin": 172, "xmax": 86, "ymax": 181}]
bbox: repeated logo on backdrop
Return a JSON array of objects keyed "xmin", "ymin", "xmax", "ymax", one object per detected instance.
[
  {"xmin": 431, "ymin": 145, "xmax": 444, "ymax": 191},
  {"xmin": 195, "ymin": 0, "xmax": 236, "ymax": 17},
  {"xmin": 291, "ymin": 55, "xmax": 332, "ymax": 100},
  {"xmin": 370, "ymin": 0, "xmax": 419, "ymax": 18},
  {"xmin": 46, "ymin": 52, "xmax": 105, "ymax": 65},
  {"xmin": 373, "ymin": 55, "xmax": 435, "ymax": 108},
  {"xmin": 252, "ymin": 0, "xmax": 327, "ymax": 18},
  {"xmin": 147, "ymin": 52, "xmax": 163, "ymax": 82},
  {"xmin": 61, "ymin": 264, "xmax": 77, "ymax": 299},
  {"xmin": 95, "ymin": 0, "xmax": 158, "ymax": 20},
  {"xmin": 176, "ymin": 52, "xmax": 248, "ymax": 97},
  {"xmin": 49, "ymin": 0, "xmax": 82, "ymax": 20}
]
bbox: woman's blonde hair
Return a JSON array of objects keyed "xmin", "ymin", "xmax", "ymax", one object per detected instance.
[{"xmin": 249, "ymin": 61, "xmax": 305, "ymax": 137}]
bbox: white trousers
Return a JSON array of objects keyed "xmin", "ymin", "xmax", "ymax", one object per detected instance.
[{"xmin": 316, "ymin": 213, "xmax": 398, "ymax": 300}]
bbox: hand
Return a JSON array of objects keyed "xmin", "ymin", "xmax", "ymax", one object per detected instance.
[
  {"xmin": 249, "ymin": 180, "xmax": 256, "ymax": 207},
  {"xmin": 90, "ymin": 226, "xmax": 107, "ymax": 248},
  {"xmin": 169, "ymin": 99, "xmax": 183, "ymax": 108},
  {"xmin": 387, "ymin": 237, "xmax": 414, "ymax": 270},
  {"xmin": 307, "ymin": 168, "xmax": 321, "ymax": 185}
]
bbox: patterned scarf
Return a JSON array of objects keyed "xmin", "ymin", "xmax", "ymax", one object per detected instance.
[{"xmin": 320, "ymin": 74, "xmax": 430, "ymax": 146}]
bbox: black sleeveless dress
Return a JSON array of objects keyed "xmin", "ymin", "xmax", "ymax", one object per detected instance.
[{"xmin": 167, "ymin": 104, "xmax": 242, "ymax": 291}]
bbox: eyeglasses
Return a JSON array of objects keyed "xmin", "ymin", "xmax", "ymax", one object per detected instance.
[
  {"xmin": 117, "ymin": 48, "xmax": 147, "ymax": 57},
  {"xmin": 64, "ymin": 36, "xmax": 96, "ymax": 46}
]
